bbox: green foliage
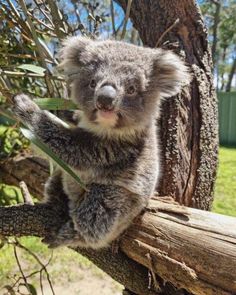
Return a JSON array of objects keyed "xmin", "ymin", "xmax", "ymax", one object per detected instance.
[
  {"xmin": 34, "ymin": 98, "xmax": 77, "ymax": 110},
  {"xmin": 0, "ymin": 184, "xmax": 23, "ymax": 206},
  {"xmin": 212, "ymin": 147, "xmax": 236, "ymax": 217},
  {"xmin": 200, "ymin": 0, "xmax": 236, "ymax": 91},
  {"xmin": 17, "ymin": 64, "xmax": 46, "ymax": 75},
  {"xmin": 0, "ymin": 126, "xmax": 29, "ymax": 159}
]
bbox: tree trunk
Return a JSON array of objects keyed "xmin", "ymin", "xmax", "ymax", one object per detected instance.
[
  {"xmin": 226, "ymin": 57, "xmax": 236, "ymax": 92},
  {"xmin": 211, "ymin": 0, "xmax": 221, "ymax": 65},
  {"xmin": 220, "ymin": 46, "xmax": 227, "ymax": 91},
  {"xmin": 116, "ymin": 0, "xmax": 218, "ymax": 210}
]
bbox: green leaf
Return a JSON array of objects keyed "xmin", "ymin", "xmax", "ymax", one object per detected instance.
[
  {"xmin": 21, "ymin": 128, "xmax": 86, "ymax": 190},
  {"xmin": 34, "ymin": 98, "xmax": 77, "ymax": 110},
  {"xmin": 18, "ymin": 64, "xmax": 46, "ymax": 75},
  {"xmin": 0, "ymin": 107, "xmax": 17, "ymax": 125},
  {"xmin": 27, "ymin": 283, "xmax": 38, "ymax": 295}
]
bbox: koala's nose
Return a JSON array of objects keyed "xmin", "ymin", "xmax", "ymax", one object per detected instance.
[{"xmin": 96, "ymin": 85, "xmax": 117, "ymax": 111}]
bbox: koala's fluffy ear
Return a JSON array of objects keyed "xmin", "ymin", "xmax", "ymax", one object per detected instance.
[
  {"xmin": 151, "ymin": 50, "xmax": 191, "ymax": 98},
  {"xmin": 58, "ymin": 36, "xmax": 93, "ymax": 78}
]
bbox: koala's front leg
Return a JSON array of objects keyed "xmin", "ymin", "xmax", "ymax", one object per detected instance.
[
  {"xmin": 13, "ymin": 94, "xmax": 79, "ymax": 167},
  {"xmin": 12, "ymin": 94, "xmax": 41, "ymax": 125}
]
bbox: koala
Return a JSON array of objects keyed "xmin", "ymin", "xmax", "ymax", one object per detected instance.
[{"xmin": 13, "ymin": 37, "xmax": 190, "ymax": 249}]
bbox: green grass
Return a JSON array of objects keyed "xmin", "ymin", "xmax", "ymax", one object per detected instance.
[{"xmin": 212, "ymin": 147, "xmax": 236, "ymax": 217}]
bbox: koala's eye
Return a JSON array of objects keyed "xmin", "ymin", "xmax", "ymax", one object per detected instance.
[
  {"xmin": 126, "ymin": 85, "xmax": 136, "ymax": 96},
  {"xmin": 89, "ymin": 79, "xmax": 96, "ymax": 89}
]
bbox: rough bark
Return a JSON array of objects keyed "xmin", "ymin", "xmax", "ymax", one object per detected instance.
[
  {"xmin": 116, "ymin": 0, "xmax": 218, "ymax": 210},
  {"xmin": 0, "ymin": 154, "xmax": 48, "ymax": 199},
  {"xmin": 1, "ymin": 193, "xmax": 236, "ymax": 295}
]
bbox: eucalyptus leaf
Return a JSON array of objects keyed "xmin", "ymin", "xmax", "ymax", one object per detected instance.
[
  {"xmin": 27, "ymin": 283, "xmax": 38, "ymax": 295},
  {"xmin": 34, "ymin": 98, "xmax": 77, "ymax": 110},
  {"xmin": 21, "ymin": 128, "xmax": 86, "ymax": 190},
  {"xmin": 0, "ymin": 107, "xmax": 17, "ymax": 125},
  {"xmin": 18, "ymin": 64, "xmax": 46, "ymax": 75}
]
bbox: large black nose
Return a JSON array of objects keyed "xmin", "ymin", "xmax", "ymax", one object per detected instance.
[{"xmin": 96, "ymin": 85, "xmax": 117, "ymax": 111}]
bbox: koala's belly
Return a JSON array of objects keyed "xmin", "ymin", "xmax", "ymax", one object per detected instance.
[{"xmin": 61, "ymin": 170, "xmax": 93, "ymax": 208}]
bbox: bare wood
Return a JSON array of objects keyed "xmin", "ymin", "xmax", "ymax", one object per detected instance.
[{"xmin": 19, "ymin": 181, "xmax": 34, "ymax": 205}]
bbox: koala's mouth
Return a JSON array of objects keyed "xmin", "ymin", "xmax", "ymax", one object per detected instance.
[
  {"xmin": 97, "ymin": 109, "xmax": 117, "ymax": 119},
  {"xmin": 95, "ymin": 109, "xmax": 118, "ymax": 127}
]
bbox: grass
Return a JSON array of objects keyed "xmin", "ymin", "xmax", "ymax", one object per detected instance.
[
  {"xmin": 0, "ymin": 237, "xmax": 114, "ymax": 292},
  {"xmin": 212, "ymin": 146, "xmax": 236, "ymax": 217}
]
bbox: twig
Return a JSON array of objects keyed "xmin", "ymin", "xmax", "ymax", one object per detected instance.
[
  {"xmin": 4, "ymin": 0, "xmax": 32, "ymax": 37},
  {"xmin": 34, "ymin": 2, "xmax": 54, "ymax": 27},
  {"xmin": 155, "ymin": 18, "xmax": 180, "ymax": 47},
  {"xmin": 110, "ymin": 0, "xmax": 116, "ymax": 37},
  {"xmin": 19, "ymin": 181, "xmax": 34, "ymax": 205},
  {"xmin": 120, "ymin": 0, "xmax": 132, "ymax": 40},
  {"xmin": 0, "ymin": 70, "xmax": 64, "ymax": 81},
  {"xmin": 45, "ymin": 0, "xmax": 67, "ymax": 39},
  {"xmin": 15, "ymin": 240, "xmax": 55, "ymax": 295},
  {"xmin": 27, "ymin": 11, "xmax": 54, "ymax": 32},
  {"xmin": 18, "ymin": 0, "xmax": 55, "ymax": 96},
  {"xmin": 13, "ymin": 245, "xmax": 32, "ymax": 294}
]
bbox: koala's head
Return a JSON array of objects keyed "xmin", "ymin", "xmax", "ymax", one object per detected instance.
[{"xmin": 59, "ymin": 37, "xmax": 190, "ymax": 136}]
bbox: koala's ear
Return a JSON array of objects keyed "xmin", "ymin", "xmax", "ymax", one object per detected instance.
[
  {"xmin": 151, "ymin": 50, "xmax": 191, "ymax": 98},
  {"xmin": 58, "ymin": 36, "xmax": 93, "ymax": 78}
]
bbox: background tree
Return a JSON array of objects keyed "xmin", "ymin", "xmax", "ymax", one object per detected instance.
[{"xmin": 201, "ymin": 0, "xmax": 236, "ymax": 91}]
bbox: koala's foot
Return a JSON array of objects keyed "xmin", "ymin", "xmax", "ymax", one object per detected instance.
[
  {"xmin": 12, "ymin": 94, "xmax": 40, "ymax": 124},
  {"xmin": 42, "ymin": 220, "xmax": 78, "ymax": 249}
]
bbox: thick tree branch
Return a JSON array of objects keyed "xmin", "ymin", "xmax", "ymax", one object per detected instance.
[{"xmin": 0, "ymin": 182, "xmax": 236, "ymax": 295}]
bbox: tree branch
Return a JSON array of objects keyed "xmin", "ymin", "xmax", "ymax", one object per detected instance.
[{"xmin": 0, "ymin": 156, "xmax": 236, "ymax": 295}]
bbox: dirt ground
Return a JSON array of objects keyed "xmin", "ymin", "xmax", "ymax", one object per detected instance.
[
  {"xmin": 0, "ymin": 241, "xmax": 123, "ymax": 295},
  {"xmin": 42, "ymin": 269, "xmax": 122, "ymax": 295}
]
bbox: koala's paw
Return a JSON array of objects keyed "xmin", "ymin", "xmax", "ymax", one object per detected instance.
[
  {"xmin": 12, "ymin": 94, "xmax": 40, "ymax": 124},
  {"xmin": 42, "ymin": 220, "xmax": 78, "ymax": 249}
]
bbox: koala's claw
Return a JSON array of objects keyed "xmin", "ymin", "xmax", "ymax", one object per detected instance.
[
  {"xmin": 12, "ymin": 93, "xmax": 39, "ymax": 123},
  {"xmin": 42, "ymin": 221, "xmax": 78, "ymax": 248},
  {"xmin": 42, "ymin": 235, "xmax": 59, "ymax": 248}
]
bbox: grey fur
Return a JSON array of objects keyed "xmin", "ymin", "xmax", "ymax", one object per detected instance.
[{"xmin": 13, "ymin": 37, "xmax": 190, "ymax": 249}]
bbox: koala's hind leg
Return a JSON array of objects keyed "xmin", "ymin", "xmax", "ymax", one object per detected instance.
[
  {"xmin": 43, "ymin": 170, "xmax": 69, "ymax": 212},
  {"xmin": 45, "ymin": 184, "xmax": 147, "ymax": 249}
]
